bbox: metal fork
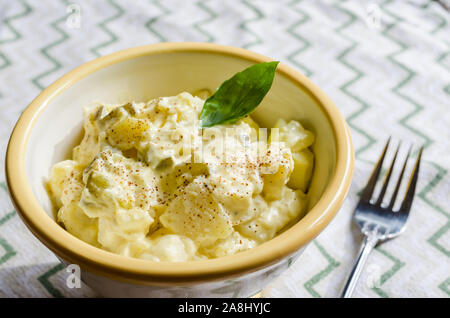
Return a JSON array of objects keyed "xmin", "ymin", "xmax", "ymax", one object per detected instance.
[{"xmin": 340, "ymin": 138, "xmax": 423, "ymax": 298}]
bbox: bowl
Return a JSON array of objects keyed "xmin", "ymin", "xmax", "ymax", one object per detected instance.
[{"xmin": 5, "ymin": 42, "xmax": 353, "ymax": 297}]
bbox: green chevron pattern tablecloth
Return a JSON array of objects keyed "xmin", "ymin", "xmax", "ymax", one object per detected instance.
[{"xmin": 0, "ymin": 0, "xmax": 449, "ymax": 298}]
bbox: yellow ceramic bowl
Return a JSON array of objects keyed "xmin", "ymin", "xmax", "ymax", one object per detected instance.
[{"xmin": 6, "ymin": 43, "xmax": 353, "ymax": 297}]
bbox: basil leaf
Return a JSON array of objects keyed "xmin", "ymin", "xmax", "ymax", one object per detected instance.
[{"xmin": 200, "ymin": 61, "xmax": 279, "ymax": 127}]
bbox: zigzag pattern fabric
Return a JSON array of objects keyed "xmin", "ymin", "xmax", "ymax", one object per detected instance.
[{"xmin": 0, "ymin": 0, "xmax": 448, "ymax": 298}]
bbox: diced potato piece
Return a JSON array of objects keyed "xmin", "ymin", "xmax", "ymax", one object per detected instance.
[
  {"xmin": 48, "ymin": 160, "xmax": 83, "ymax": 207},
  {"xmin": 203, "ymin": 231, "xmax": 257, "ymax": 258},
  {"xmin": 149, "ymin": 234, "xmax": 199, "ymax": 262},
  {"xmin": 58, "ymin": 203, "xmax": 99, "ymax": 247},
  {"xmin": 272, "ymin": 118, "xmax": 314, "ymax": 152},
  {"xmin": 159, "ymin": 163, "xmax": 209, "ymax": 194},
  {"xmin": 287, "ymin": 149, "xmax": 314, "ymax": 192},
  {"xmin": 97, "ymin": 208, "xmax": 153, "ymax": 252},
  {"xmin": 106, "ymin": 117, "xmax": 149, "ymax": 149},
  {"xmin": 48, "ymin": 160, "xmax": 73, "ymax": 202},
  {"xmin": 234, "ymin": 195, "xmax": 268, "ymax": 241},
  {"xmin": 115, "ymin": 239, "xmax": 152, "ymax": 259},
  {"xmin": 97, "ymin": 217, "xmax": 125, "ymax": 250},
  {"xmin": 237, "ymin": 189, "xmax": 306, "ymax": 242},
  {"xmin": 261, "ymin": 148, "xmax": 294, "ymax": 201},
  {"xmin": 159, "ymin": 177, "xmax": 233, "ymax": 247},
  {"xmin": 114, "ymin": 207, "xmax": 154, "ymax": 237},
  {"xmin": 208, "ymin": 164, "xmax": 259, "ymax": 226}
]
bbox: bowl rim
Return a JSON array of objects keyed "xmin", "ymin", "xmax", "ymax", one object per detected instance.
[{"xmin": 5, "ymin": 42, "xmax": 354, "ymax": 285}]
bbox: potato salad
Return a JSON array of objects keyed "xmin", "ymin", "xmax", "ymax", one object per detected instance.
[{"xmin": 48, "ymin": 92, "xmax": 314, "ymax": 261}]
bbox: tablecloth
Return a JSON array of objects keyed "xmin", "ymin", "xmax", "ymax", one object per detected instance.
[{"xmin": 0, "ymin": 0, "xmax": 449, "ymax": 298}]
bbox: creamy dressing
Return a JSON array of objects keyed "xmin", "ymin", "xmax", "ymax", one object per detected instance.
[{"xmin": 48, "ymin": 92, "xmax": 314, "ymax": 261}]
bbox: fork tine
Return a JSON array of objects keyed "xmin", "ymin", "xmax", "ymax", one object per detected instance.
[
  {"xmin": 359, "ymin": 137, "xmax": 391, "ymax": 204},
  {"xmin": 399, "ymin": 146, "xmax": 423, "ymax": 213},
  {"xmin": 375, "ymin": 142, "xmax": 401, "ymax": 207},
  {"xmin": 387, "ymin": 145, "xmax": 411, "ymax": 210}
]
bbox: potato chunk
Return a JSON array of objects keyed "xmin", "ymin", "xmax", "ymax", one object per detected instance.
[
  {"xmin": 160, "ymin": 176, "xmax": 233, "ymax": 247},
  {"xmin": 106, "ymin": 117, "xmax": 149, "ymax": 149},
  {"xmin": 203, "ymin": 231, "xmax": 257, "ymax": 258},
  {"xmin": 261, "ymin": 147, "xmax": 294, "ymax": 201},
  {"xmin": 273, "ymin": 118, "xmax": 314, "ymax": 152},
  {"xmin": 237, "ymin": 189, "xmax": 306, "ymax": 242},
  {"xmin": 58, "ymin": 203, "xmax": 99, "ymax": 247},
  {"xmin": 287, "ymin": 149, "xmax": 314, "ymax": 192},
  {"xmin": 48, "ymin": 160, "xmax": 83, "ymax": 207}
]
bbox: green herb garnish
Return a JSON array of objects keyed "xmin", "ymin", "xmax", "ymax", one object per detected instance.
[{"xmin": 200, "ymin": 61, "xmax": 279, "ymax": 128}]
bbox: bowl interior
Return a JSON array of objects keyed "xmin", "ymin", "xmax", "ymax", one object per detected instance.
[{"xmin": 25, "ymin": 50, "xmax": 336, "ymax": 222}]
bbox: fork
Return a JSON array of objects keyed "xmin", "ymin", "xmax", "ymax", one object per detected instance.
[{"xmin": 340, "ymin": 138, "xmax": 423, "ymax": 298}]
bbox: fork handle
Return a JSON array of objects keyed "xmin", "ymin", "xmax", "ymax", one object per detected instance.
[{"xmin": 340, "ymin": 235, "xmax": 379, "ymax": 298}]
